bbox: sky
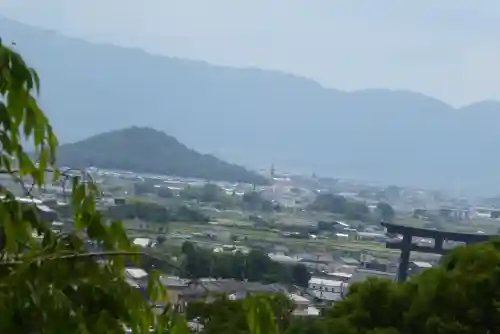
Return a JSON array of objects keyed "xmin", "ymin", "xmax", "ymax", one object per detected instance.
[{"xmin": 1, "ymin": 0, "xmax": 500, "ymax": 107}]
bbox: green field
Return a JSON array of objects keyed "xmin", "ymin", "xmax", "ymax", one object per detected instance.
[
  {"xmin": 167, "ymin": 221, "xmax": 399, "ymax": 257},
  {"xmin": 123, "ymin": 211, "xmax": 447, "ymax": 262}
]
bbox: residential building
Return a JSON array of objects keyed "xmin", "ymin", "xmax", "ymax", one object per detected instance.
[
  {"xmin": 307, "ymin": 277, "xmax": 346, "ymax": 303},
  {"xmin": 160, "ymin": 276, "xmax": 191, "ymax": 311},
  {"xmin": 472, "ymin": 207, "xmax": 500, "ymax": 219},
  {"xmin": 267, "ymin": 253, "xmax": 300, "ymax": 264},
  {"xmin": 356, "ymin": 232, "xmax": 388, "ymax": 242},
  {"xmin": 439, "ymin": 207, "xmax": 470, "ymax": 221},
  {"xmin": 324, "ymin": 272, "xmax": 352, "ymax": 282},
  {"xmin": 347, "ymin": 268, "xmax": 396, "ymax": 284},
  {"xmin": 124, "ymin": 267, "xmax": 149, "ymax": 299},
  {"xmin": 408, "ymin": 261, "xmax": 433, "ymax": 276},
  {"xmin": 133, "ymin": 237, "xmax": 155, "ymax": 248},
  {"xmin": 289, "ymin": 294, "xmax": 320, "ymax": 316},
  {"xmin": 176, "ymin": 278, "xmax": 288, "ymax": 306}
]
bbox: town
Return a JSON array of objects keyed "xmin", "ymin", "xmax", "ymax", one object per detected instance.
[
  {"xmin": 7, "ymin": 162, "xmax": 500, "ymax": 329},
  {"xmin": 2, "ymin": 3, "xmax": 500, "ymax": 332}
]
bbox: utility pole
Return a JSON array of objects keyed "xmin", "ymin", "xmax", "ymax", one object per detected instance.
[
  {"xmin": 242, "ymin": 257, "xmax": 247, "ymax": 281},
  {"xmin": 209, "ymin": 257, "xmax": 214, "ymax": 278}
]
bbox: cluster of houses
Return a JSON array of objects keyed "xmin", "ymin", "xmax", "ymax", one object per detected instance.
[
  {"xmin": 123, "ymin": 252, "xmax": 434, "ymax": 322},
  {"xmin": 124, "ymin": 267, "xmax": 313, "ymax": 314}
]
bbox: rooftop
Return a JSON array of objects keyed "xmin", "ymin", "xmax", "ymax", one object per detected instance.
[
  {"xmin": 197, "ymin": 279, "xmax": 287, "ymax": 294},
  {"xmin": 309, "ymin": 277, "xmax": 344, "ymax": 287},
  {"xmin": 133, "ymin": 237, "xmax": 154, "ymax": 247},
  {"xmin": 412, "ymin": 261, "xmax": 433, "ymax": 268},
  {"xmin": 160, "ymin": 276, "xmax": 189, "ymax": 287},
  {"xmin": 125, "ymin": 268, "xmax": 148, "ymax": 280},
  {"xmin": 348, "ymin": 269, "xmax": 396, "ymax": 284},
  {"xmin": 340, "ymin": 257, "xmax": 360, "ymax": 265},
  {"xmin": 178, "ymin": 278, "xmax": 288, "ymax": 299},
  {"xmin": 289, "ymin": 293, "xmax": 310, "ymax": 303},
  {"xmin": 293, "ymin": 306, "xmax": 321, "ymax": 316},
  {"xmin": 326, "ymin": 272, "xmax": 353, "ymax": 279},
  {"xmin": 268, "ymin": 253, "xmax": 299, "ymax": 263},
  {"xmin": 309, "ymin": 289, "xmax": 343, "ymax": 302}
]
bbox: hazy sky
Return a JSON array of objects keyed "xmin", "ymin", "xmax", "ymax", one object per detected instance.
[{"xmin": 2, "ymin": 0, "xmax": 500, "ymax": 106}]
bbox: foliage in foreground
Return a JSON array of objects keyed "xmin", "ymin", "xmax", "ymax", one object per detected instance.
[
  {"xmin": 186, "ymin": 293, "xmax": 294, "ymax": 334},
  {"xmin": 295, "ymin": 239, "xmax": 500, "ymax": 334},
  {"xmin": 183, "ymin": 239, "xmax": 500, "ymax": 334},
  {"xmin": 0, "ymin": 39, "xmax": 280, "ymax": 333},
  {"xmin": 3, "ymin": 37, "xmax": 500, "ymax": 334},
  {"xmin": 0, "ymin": 37, "xmax": 166, "ymax": 333}
]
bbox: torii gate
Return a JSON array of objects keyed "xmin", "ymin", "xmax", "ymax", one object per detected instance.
[{"xmin": 381, "ymin": 222, "xmax": 493, "ymax": 282}]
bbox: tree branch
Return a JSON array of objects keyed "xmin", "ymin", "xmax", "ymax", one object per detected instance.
[{"xmin": 0, "ymin": 250, "xmax": 183, "ymax": 272}]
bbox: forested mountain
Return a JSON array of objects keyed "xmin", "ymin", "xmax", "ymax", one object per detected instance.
[
  {"xmin": 56, "ymin": 127, "xmax": 269, "ymax": 185},
  {"xmin": 4, "ymin": 17, "xmax": 500, "ymax": 193}
]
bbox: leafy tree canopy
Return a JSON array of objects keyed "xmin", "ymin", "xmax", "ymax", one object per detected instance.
[
  {"xmin": 106, "ymin": 200, "xmax": 209, "ymax": 224},
  {"xmin": 242, "ymin": 191, "xmax": 279, "ymax": 212},
  {"xmin": 376, "ymin": 202, "xmax": 395, "ymax": 222},
  {"xmin": 0, "ymin": 39, "xmax": 276, "ymax": 333},
  {"xmin": 309, "ymin": 193, "xmax": 371, "ymax": 221},
  {"xmin": 0, "ymin": 37, "xmax": 175, "ymax": 333},
  {"xmin": 186, "ymin": 294, "xmax": 294, "ymax": 334},
  {"xmin": 322, "ymin": 239, "xmax": 500, "ymax": 334},
  {"xmin": 180, "ymin": 242, "xmax": 310, "ymax": 287}
]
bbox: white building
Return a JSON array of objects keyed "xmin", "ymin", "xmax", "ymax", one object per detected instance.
[
  {"xmin": 125, "ymin": 267, "xmax": 148, "ymax": 280},
  {"xmin": 308, "ymin": 277, "xmax": 347, "ymax": 302},
  {"xmin": 133, "ymin": 237, "xmax": 155, "ymax": 248},
  {"xmin": 267, "ymin": 253, "xmax": 300, "ymax": 264},
  {"xmin": 325, "ymin": 272, "xmax": 352, "ymax": 282}
]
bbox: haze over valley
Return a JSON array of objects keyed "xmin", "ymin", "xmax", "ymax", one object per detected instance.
[
  {"xmin": 2, "ymin": 16, "xmax": 500, "ymax": 194},
  {"xmin": 3, "ymin": 3, "xmax": 500, "ymax": 331}
]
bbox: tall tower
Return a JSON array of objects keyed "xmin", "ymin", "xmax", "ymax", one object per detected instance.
[{"xmin": 270, "ymin": 164, "xmax": 276, "ymax": 178}]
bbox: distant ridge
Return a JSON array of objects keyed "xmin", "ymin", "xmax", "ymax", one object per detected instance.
[
  {"xmin": 3, "ymin": 17, "xmax": 500, "ymax": 193},
  {"xmin": 56, "ymin": 127, "xmax": 270, "ymax": 185}
]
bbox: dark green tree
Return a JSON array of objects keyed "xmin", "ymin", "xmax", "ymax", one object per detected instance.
[
  {"xmin": 308, "ymin": 193, "xmax": 347, "ymax": 213},
  {"xmin": 180, "ymin": 183, "xmax": 225, "ymax": 203},
  {"xmin": 310, "ymin": 193, "xmax": 371, "ymax": 221},
  {"xmin": 133, "ymin": 180, "xmax": 158, "ymax": 195},
  {"xmin": 242, "ymin": 191, "xmax": 264, "ymax": 210},
  {"xmin": 323, "ymin": 239, "xmax": 500, "ymax": 334},
  {"xmin": 106, "ymin": 200, "xmax": 171, "ymax": 223},
  {"xmin": 199, "ymin": 183, "xmax": 223, "ymax": 202},
  {"xmin": 175, "ymin": 205, "xmax": 210, "ymax": 223},
  {"xmin": 290, "ymin": 264, "xmax": 311, "ymax": 288},
  {"xmin": 187, "ymin": 294, "xmax": 288, "ymax": 334},
  {"xmin": 285, "ymin": 317, "xmax": 328, "ymax": 334},
  {"xmin": 179, "ymin": 245, "xmax": 297, "ymax": 285},
  {"xmin": 156, "ymin": 235, "xmax": 166, "ymax": 245},
  {"xmin": 344, "ymin": 201, "xmax": 370, "ymax": 221},
  {"xmin": 181, "ymin": 241, "xmax": 196, "ymax": 255},
  {"xmin": 0, "ymin": 37, "xmax": 278, "ymax": 334},
  {"xmin": 377, "ymin": 202, "xmax": 395, "ymax": 221},
  {"xmin": 157, "ymin": 186, "xmax": 174, "ymax": 198},
  {"xmin": 0, "ymin": 37, "xmax": 181, "ymax": 333}
]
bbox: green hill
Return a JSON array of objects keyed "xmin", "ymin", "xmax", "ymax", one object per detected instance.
[{"xmin": 56, "ymin": 127, "xmax": 269, "ymax": 185}]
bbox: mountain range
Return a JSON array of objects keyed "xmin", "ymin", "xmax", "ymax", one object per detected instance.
[
  {"xmin": 56, "ymin": 127, "xmax": 269, "ymax": 185},
  {"xmin": 2, "ymin": 17, "xmax": 500, "ymax": 194}
]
